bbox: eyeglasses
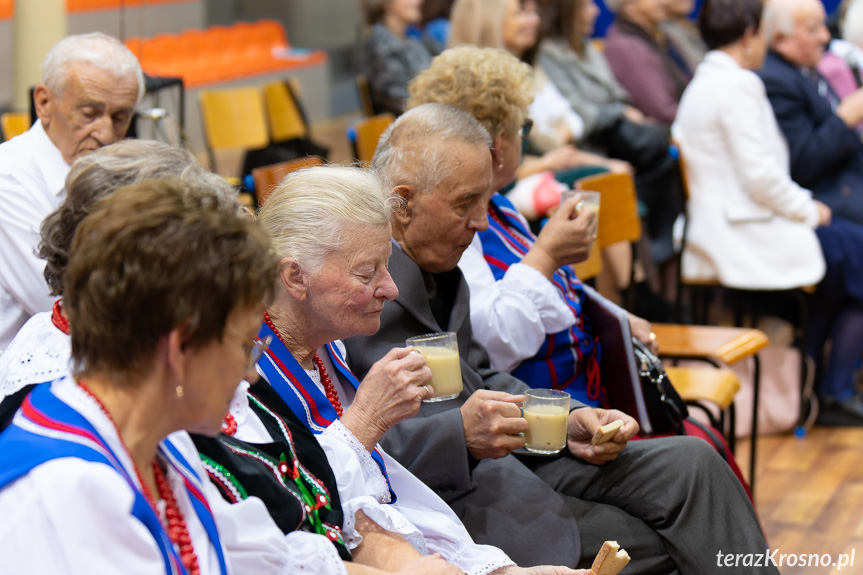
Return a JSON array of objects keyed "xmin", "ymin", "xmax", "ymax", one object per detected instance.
[
  {"xmin": 245, "ymin": 335, "xmax": 272, "ymax": 369},
  {"xmin": 518, "ymin": 118, "xmax": 533, "ymax": 138}
]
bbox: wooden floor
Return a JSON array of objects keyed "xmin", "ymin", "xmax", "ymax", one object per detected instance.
[{"xmin": 735, "ymin": 429, "xmax": 863, "ymax": 574}]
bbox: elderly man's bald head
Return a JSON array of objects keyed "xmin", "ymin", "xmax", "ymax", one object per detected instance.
[
  {"xmin": 763, "ymin": 0, "xmax": 830, "ymax": 68},
  {"xmin": 372, "ymin": 103, "xmax": 495, "ymax": 273},
  {"xmin": 372, "ymin": 103, "xmax": 492, "ymax": 194}
]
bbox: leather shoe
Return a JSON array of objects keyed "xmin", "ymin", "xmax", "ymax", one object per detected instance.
[{"xmin": 818, "ymin": 393, "xmax": 863, "ymax": 426}]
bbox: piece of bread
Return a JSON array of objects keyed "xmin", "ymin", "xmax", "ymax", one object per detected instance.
[
  {"xmin": 589, "ymin": 540, "xmax": 631, "ymax": 575},
  {"xmin": 591, "ymin": 419, "xmax": 624, "ymax": 446}
]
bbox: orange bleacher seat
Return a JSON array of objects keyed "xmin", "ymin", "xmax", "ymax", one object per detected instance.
[
  {"xmin": 125, "ymin": 21, "xmax": 328, "ymax": 88},
  {"xmin": 0, "ymin": 0, "xmax": 13, "ymax": 20},
  {"xmin": 140, "ymin": 34, "xmax": 184, "ymax": 78},
  {"xmin": 125, "ymin": 37, "xmax": 144, "ymax": 61},
  {"xmin": 256, "ymin": 19, "xmax": 288, "ymax": 47},
  {"xmin": 179, "ymin": 29, "xmax": 209, "ymax": 86},
  {"xmin": 230, "ymin": 22, "xmax": 264, "ymax": 76},
  {"xmin": 67, "ymin": 0, "xmax": 191, "ymax": 11}
]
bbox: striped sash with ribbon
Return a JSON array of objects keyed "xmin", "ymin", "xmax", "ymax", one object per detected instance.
[
  {"xmin": 256, "ymin": 323, "xmax": 398, "ymax": 502},
  {"xmin": 0, "ymin": 381, "xmax": 229, "ymax": 575},
  {"xmin": 479, "ymin": 193, "xmax": 601, "ymax": 405}
]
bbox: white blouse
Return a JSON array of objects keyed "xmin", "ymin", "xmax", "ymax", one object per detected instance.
[
  {"xmin": 0, "ymin": 311, "xmax": 69, "ymax": 398},
  {"xmin": 457, "ymin": 234, "xmax": 577, "ymax": 374},
  {"xmin": 0, "ymin": 323, "xmax": 349, "ymax": 575}
]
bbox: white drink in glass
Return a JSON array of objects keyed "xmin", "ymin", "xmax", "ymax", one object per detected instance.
[
  {"xmin": 522, "ymin": 389, "xmax": 570, "ymax": 454},
  {"xmin": 406, "ymin": 332, "xmax": 463, "ymax": 402},
  {"xmin": 418, "ymin": 347, "xmax": 463, "ymax": 401},
  {"xmin": 524, "ymin": 405, "xmax": 568, "ymax": 454}
]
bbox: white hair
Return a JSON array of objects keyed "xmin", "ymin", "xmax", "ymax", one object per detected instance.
[
  {"xmin": 41, "ymin": 33, "xmax": 145, "ymax": 105},
  {"xmin": 258, "ymin": 164, "xmax": 401, "ymax": 271},
  {"xmin": 762, "ymin": 0, "xmax": 804, "ymax": 46},
  {"xmin": 372, "ymin": 103, "xmax": 492, "ymax": 194},
  {"xmin": 843, "ymin": 0, "xmax": 863, "ymax": 46}
]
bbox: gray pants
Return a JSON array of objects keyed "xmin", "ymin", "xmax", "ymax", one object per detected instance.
[
  {"xmin": 524, "ymin": 435, "xmax": 775, "ymax": 575},
  {"xmin": 443, "ymin": 435, "xmax": 773, "ymax": 575}
]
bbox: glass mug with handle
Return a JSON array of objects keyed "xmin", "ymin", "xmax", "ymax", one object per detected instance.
[
  {"xmin": 560, "ymin": 189, "xmax": 600, "ymax": 222},
  {"xmin": 405, "ymin": 332, "xmax": 463, "ymax": 402}
]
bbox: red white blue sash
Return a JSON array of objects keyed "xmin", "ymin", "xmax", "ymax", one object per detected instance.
[
  {"xmin": 0, "ymin": 381, "xmax": 229, "ymax": 575},
  {"xmin": 256, "ymin": 323, "xmax": 398, "ymax": 502},
  {"xmin": 480, "ymin": 193, "xmax": 601, "ymax": 405}
]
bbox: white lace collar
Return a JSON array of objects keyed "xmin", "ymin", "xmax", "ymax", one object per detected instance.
[{"xmin": 0, "ymin": 312, "xmax": 71, "ymax": 398}]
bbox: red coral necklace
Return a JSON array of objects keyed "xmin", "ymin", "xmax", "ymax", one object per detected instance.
[
  {"xmin": 77, "ymin": 380, "xmax": 200, "ymax": 575},
  {"xmin": 262, "ymin": 311, "xmax": 343, "ymax": 417},
  {"xmin": 51, "ymin": 300, "xmax": 69, "ymax": 335}
]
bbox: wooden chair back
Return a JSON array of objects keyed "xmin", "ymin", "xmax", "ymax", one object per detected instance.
[
  {"xmin": 353, "ymin": 113, "xmax": 395, "ymax": 164},
  {"xmin": 252, "ymin": 156, "xmax": 324, "ymax": 206},
  {"xmin": 198, "ymin": 86, "xmax": 269, "ymax": 170},
  {"xmin": 577, "ymin": 172, "xmax": 642, "ymax": 248},
  {"xmin": 355, "ymin": 74, "xmax": 376, "ymax": 118},
  {"xmin": 1, "ymin": 112, "xmax": 30, "ymax": 142},
  {"xmin": 264, "ymin": 79, "xmax": 308, "ymax": 142},
  {"xmin": 572, "ymin": 244, "xmax": 602, "ymax": 280}
]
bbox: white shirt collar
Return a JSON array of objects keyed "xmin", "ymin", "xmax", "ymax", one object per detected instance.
[{"xmin": 30, "ymin": 120, "xmax": 72, "ymax": 197}]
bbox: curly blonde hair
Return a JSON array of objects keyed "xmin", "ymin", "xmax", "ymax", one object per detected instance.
[{"xmin": 407, "ymin": 45, "xmax": 533, "ymax": 138}]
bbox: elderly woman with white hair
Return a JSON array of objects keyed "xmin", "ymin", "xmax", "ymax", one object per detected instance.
[
  {"xmin": 0, "ymin": 140, "xmax": 493, "ymax": 575},
  {"xmin": 252, "ymin": 164, "xmax": 583, "ymax": 575}
]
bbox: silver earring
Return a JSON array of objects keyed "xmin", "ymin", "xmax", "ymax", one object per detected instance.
[{"xmin": 498, "ymin": 162, "xmax": 504, "ymax": 170}]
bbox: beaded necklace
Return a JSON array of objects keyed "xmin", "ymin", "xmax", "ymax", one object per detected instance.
[
  {"xmin": 263, "ymin": 311, "xmax": 343, "ymax": 416},
  {"xmin": 51, "ymin": 299, "xmax": 69, "ymax": 334},
  {"xmin": 77, "ymin": 380, "xmax": 200, "ymax": 575}
]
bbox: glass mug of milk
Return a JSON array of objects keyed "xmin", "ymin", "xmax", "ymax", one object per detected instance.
[
  {"xmin": 406, "ymin": 332, "xmax": 463, "ymax": 402},
  {"xmin": 560, "ymin": 189, "xmax": 600, "ymax": 222},
  {"xmin": 522, "ymin": 389, "xmax": 570, "ymax": 454}
]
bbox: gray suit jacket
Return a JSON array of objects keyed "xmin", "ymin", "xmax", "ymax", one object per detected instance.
[{"xmin": 344, "ymin": 246, "xmax": 583, "ymax": 566}]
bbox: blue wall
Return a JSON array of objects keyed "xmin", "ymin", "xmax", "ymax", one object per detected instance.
[{"xmin": 592, "ymin": 0, "xmax": 842, "ymax": 37}]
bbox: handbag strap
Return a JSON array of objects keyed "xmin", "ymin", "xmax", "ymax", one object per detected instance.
[{"xmin": 633, "ymin": 338, "xmax": 687, "ymax": 435}]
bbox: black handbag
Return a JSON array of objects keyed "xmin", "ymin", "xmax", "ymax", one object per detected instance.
[
  {"xmin": 631, "ymin": 337, "xmax": 688, "ymax": 436},
  {"xmin": 596, "ymin": 118, "xmax": 670, "ymax": 171}
]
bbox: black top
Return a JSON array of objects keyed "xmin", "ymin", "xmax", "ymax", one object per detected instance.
[
  {"xmin": 192, "ymin": 380, "xmax": 352, "ymax": 561},
  {"xmin": 0, "ymin": 384, "xmax": 35, "ymax": 431},
  {"xmin": 426, "ymin": 269, "xmax": 461, "ymax": 332}
]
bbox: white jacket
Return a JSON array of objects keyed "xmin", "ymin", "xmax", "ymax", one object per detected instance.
[{"xmin": 672, "ymin": 50, "xmax": 825, "ymax": 289}]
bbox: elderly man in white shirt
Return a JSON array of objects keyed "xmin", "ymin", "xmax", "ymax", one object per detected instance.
[{"xmin": 0, "ymin": 32, "xmax": 143, "ymax": 352}]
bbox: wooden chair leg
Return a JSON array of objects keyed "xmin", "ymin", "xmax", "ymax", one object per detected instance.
[
  {"xmin": 750, "ymin": 355, "xmax": 760, "ymax": 497},
  {"xmin": 787, "ymin": 289, "xmax": 817, "ymax": 432}
]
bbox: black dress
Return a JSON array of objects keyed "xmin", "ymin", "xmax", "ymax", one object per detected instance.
[{"xmin": 192, "ymin": 381, "xmax": 352, "ymax": 561}]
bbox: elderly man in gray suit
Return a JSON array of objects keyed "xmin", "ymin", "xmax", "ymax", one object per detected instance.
[{"xmin": 343, "ymin": 103, "xmax": 775, "ymax": 575}]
